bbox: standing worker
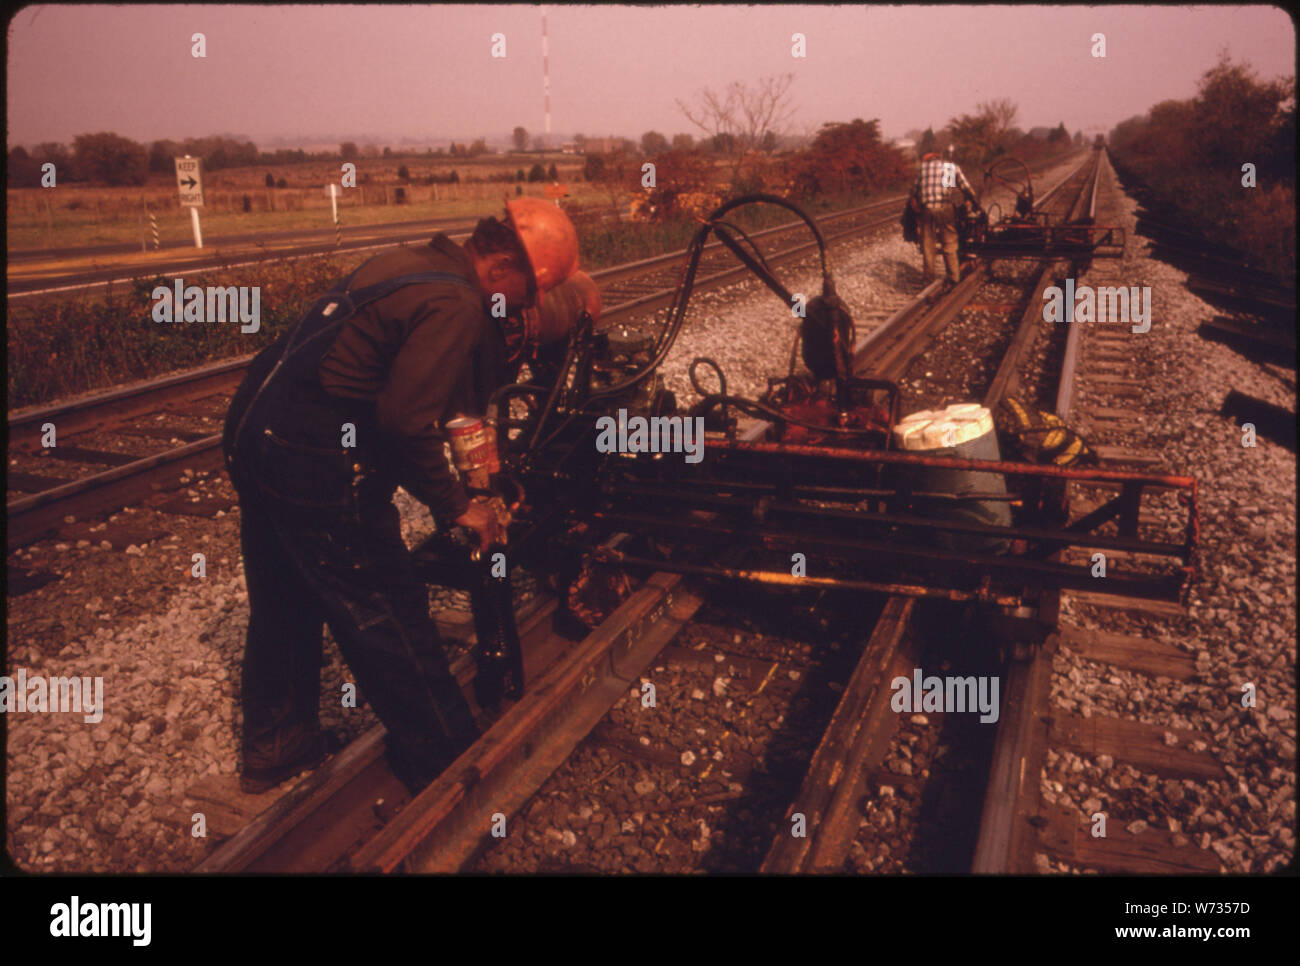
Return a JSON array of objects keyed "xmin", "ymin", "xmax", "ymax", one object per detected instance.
[
  {"xmin": 222, "ymin": 199, "xmax": 591, "ymax": 795},
  {"xmin": 910, "ymin": 149, "xmax": 981, "ymax": 284}
]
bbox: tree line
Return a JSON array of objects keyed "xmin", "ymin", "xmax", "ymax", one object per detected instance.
[
  {"xmin": 6, "ymin": 133, "xmax": 541, "ymax": 188},
  {"xmin": 575, "ymin": 82, "xmax": 1081, "ymax": 224},
  {"xmin": 1107, "ymin": 54, "xmax": 1294, "ymax": 278}
]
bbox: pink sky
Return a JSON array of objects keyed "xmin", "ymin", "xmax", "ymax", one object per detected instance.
[{"xmin": 6, "ymin": 4, "xmax": 1295, "ymax": 146}]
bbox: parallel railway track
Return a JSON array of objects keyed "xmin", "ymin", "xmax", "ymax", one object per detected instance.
[
  {"xmin": 12, "ymin": 149, "xmax": 1215, "ymax": 875},
  {"xmin": 7, "ymin": 197, "xmax": 908, "ymax": 550},
  {"xmin": 8, "ymin": 156, "xmax": 1085, "ymax": 550},
  {"xmin": 190, "ymin": 151, "xmax": 1198, "ymax": 873},
  {"xmin": 973, "ymin": 154, "xmax": 1226, "ymax": 874}
]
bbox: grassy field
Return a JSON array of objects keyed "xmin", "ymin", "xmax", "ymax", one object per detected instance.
[
  {"xmin": 8, "ymin": 156, "xmax": 900, "ymax": 409},
  {"xmin": 6, "ymin": 153, "xmax": 590, "ymax": 250}
]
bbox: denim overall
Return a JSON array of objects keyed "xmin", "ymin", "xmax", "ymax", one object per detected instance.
[{"xmin": 222, "ymin": 271, "xmax": 482, "ymax": 792}]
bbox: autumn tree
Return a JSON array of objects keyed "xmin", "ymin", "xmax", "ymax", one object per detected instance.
[
  {"xmin": 641, "ymin": 130, "xmax": 669, "ymax": 155},
  {"xmin": 787, "ymin": 118, "xmax": 910, "ymax": 199},
  {"xmin": 148, "ymin": 139, "xmax": 180, "ymax": 173},
  {"xmin": 6, "ymin": 146, "xmax": 42, "ymax": 186},
  {"xmin": 34, "ymin": 141, "xmax": 76, "ymax": 181},
  {"xmin": 945, "ymin": 100, "xmax": 1014, "ymax": 166},
  {"xmin": 73, "ymin": 132, "xmax": 148, "ymax": 185},
  {"xmin": 1193, "ymin": 53, "xmax": 1292, "ymax": 172},
  {"xmin": 633, "ymin": 149, "xmax": 718, "ymax": 222},
  {"xmin": 677, "ymin": 74, "xmax": 797, "ymax": 180}
]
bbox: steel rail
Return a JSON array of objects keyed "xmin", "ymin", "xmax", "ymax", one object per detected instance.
[
  {"xmin": 761, "ymin": 152, "xmax": 1129, "ymax": 873},
  {"xmin": 972, "ymin": 150, "xmax": 1115, "ymax": 875},
  {"xmin": 5, "ymin": 200, "xmax": 911, "ymax": 548},
  {"xmin": 985, "ymin": 151, "xmax": 1103, "ymax": 411},
  {"xmin": 760, "ymin": 596, "xmax": 919, "ymax": 872},
  {"xmin": 11, "ymin": 154, "xmax": 1083, "ymax": 445},
  {"xmin": 1055, "ymin": 151, "xmax": 1105, "ymax": 419},
  {"xmin": 194, "ymin": 593, "xmax": 561, "ymax": 872},
  {"xmin": 192, "ymin": 153, "xmax": 1099, "ymax": 874},
  {"xmin": 13, "ymin": 151, "xmax": 1083, "ymax": 439}
]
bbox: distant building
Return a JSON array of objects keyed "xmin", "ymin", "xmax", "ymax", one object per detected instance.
[
  {"xmin": 560, "ymin": 142, "xmax": 578, "ymax": 154},
  {"xmin": 1028, "ymin": 127, "xmax": 1053, "ymax": 141},
  {"xmin": 892, "ymin": 138, "xmax": 917, "ymax": 157},
  {"xmin": 582, "ymin": 137, "xmax": 623, "ymax": 155}
]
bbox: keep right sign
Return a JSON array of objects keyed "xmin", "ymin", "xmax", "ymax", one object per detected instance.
[{"xmin": 174, "ymin": 156, "xmax": 204, "ymax": 207}]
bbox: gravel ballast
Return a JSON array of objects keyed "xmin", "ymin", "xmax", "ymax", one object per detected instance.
[{"xmin": 10, "ymin": 151, "xmax": 1284, "ymax": 875}]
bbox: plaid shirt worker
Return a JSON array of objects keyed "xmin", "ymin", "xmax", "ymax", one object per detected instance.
[
  {"xmin": 914, "ymin": 157, "xmax": 974, "ymax": 210},
  {"xmin": 910, "ymin": 153, "xmax": 975, "ymax": 283}
]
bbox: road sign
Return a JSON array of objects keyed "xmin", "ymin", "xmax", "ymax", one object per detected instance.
[{"xmin": 174, "ymin": 156, "xmax": 204, "ymax": 207}]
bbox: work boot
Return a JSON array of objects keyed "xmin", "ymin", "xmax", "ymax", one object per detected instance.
[{"xmin": 240, "ymin": 728, "xmax": 343, "ymax": 794}]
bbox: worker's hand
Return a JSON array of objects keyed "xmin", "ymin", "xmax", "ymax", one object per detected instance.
[{"xmin": 454, "ymin": 499, "xmax": 506, "ymax": 554}]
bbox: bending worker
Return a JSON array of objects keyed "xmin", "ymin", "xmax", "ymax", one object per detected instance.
[
  {"xmin": 222, "ymin": 199, "xmax": 595, "ymax": 795},
  {"xmin": 911, "ymin": 149, "xmax": 980, "ymax": 284}
]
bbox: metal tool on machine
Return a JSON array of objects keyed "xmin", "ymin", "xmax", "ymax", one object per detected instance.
[
  {"xmin": 414, "ymin": 193, "xmax": 1194, "ymax": 703},
  {"xmin": 958, "ymin": 156, "xmax": 1127, "ymax": 260}
]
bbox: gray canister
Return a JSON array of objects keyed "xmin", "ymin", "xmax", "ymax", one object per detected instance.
[{"xmin": 892, "ymin": 403, "xmax": 1011, "ymax": 554}]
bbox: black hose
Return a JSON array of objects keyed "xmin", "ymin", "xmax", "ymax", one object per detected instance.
[
  {"xmin": 688, "ymin": 357, "xmax": 726, "ymax": 399},
  {"xmin": 689, "ymin": 357, "xmax": 728, "ymax": 427},
  {"xmin": 524, "ymin": 194, "xmax": 838, "ymax": 455},
  {"xmin": 588, "ymin": 193, "xmax": 836, "ymax": 405}
]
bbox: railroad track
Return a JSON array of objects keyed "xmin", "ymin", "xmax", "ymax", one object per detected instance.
[
  {"xmin": 973, "ymin": 151, "xmax": 1227, "ymax": 874},
  {"xmin": 7, "ymin": 198, "xmax": 914, "ymax": 551},
  {"xmin": 15, "ymin": 151, "xmax": 1170, "ymax": 876},
  {"xmin": 10, "ymin": 157, "xmax": 1086, "ymax": 550},
  {"xmin": 187, "ymin": 151, "xmax": 1191, "ymax": 874}
]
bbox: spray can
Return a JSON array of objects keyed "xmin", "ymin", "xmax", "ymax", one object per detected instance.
[{"xmin": 446, "ymin": 415, "xmax": 500, "ymax": 491}]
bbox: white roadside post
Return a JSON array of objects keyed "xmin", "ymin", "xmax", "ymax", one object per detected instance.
[
  {"xmin": 328, "ymin": 183, "xmax": 341, "ymax": 247},
  {"xmin": 174, "ymin": 155, "xmax": 205, "ymax": 248}
]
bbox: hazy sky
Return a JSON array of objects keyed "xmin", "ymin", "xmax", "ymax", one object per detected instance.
[{"xmin": 6, "ymin": 4, "xmax": 1295, "ymax": 147}]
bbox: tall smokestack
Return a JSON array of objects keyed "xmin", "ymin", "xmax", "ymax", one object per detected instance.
[{"xmin": 542, "ymin": 6, "xmax": 551, "ymax": 149}]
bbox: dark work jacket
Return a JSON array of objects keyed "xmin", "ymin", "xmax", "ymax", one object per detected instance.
[{"xmin": 313, "ymin": 235, "xmax": 509, "ymax": 521}]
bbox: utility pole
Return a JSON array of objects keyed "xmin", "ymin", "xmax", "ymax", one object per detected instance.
[{"xmin": 542, "ymin": 6, "xmax": 551, "ymax": 149}]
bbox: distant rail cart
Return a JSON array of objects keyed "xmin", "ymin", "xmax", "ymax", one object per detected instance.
[{"xmin": 1094, "ymin": 134, "xmax": 1106, "ymax": 149}]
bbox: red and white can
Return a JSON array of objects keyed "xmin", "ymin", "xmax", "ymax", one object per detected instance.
[{"xmin": 446, "ymin": 415, "xmax": 500, "ymax": 487}]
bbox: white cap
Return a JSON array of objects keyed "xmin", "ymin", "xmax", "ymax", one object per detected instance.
[{"xmin": 893, "ymin": 403, "xmax": 995, "ymax": 451}]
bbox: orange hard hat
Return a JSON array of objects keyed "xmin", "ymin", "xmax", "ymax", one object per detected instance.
[
  {"xmin": 529, "ymin": 270, "xmax": 601, "ymax": 344},
  {"xmin": 505, "ymin": 198, "xmax": 579, "ymax": 294}
]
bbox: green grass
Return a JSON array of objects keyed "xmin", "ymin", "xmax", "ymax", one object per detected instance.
[
  {"xmin": 8, "ymin": 185, "xmax": 904, "ymax": 409},
  {"xmin": 8, "ymin": 256, "xmax": 353, "ymax": 408},
  {"xmin": 6, "ymin": 182, "xmax": 611, "ymax": 251}
]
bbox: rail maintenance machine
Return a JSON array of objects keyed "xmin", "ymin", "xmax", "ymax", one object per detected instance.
[{"xmin": 414, "ymin": 191, "xmax": 1193, "ymax": 708}]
